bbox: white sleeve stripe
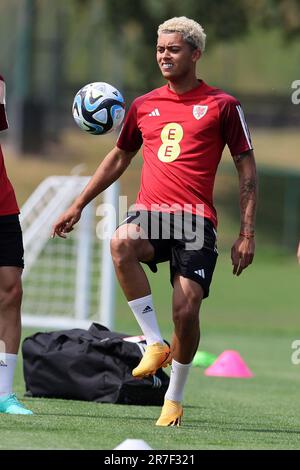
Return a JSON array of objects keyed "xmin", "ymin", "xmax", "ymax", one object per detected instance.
[
  {"xmin": 0, "ymin": 81, "xmax": 6, "ymax": 105},
  {"xmin": 236, "ymin": 105, "xmax": 250, "ymax": 136},
  {"xmin": 236, "ymin": 105, "xmax": 252, "ymax": 149}
]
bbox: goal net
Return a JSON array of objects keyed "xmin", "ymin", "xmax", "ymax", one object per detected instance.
[{"xmin": 20, "ymin": 176, "xmax": 118, "ymax": 330}]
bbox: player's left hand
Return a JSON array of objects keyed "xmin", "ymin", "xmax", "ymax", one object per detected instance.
[{"xmin": 231, "ymin": 235, "xmax": 255, "ymax": 276}]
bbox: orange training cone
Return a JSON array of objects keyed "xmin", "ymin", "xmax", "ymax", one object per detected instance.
[{"xmin": 204, "ymin": 350, "xmax": 253, "ymax": 378}]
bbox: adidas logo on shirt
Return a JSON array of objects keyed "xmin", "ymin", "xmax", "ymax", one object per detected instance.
[
  {"xmin": 0, "ymin": 360, "xmax": 7, "ymax": 367},
  {"xmin": 148, "ymin": 108, "xmax": 160, "ymax": 116},
  {"xmin": 194, "ymin": 269, "xmax": 205, "ymax": 279},
  {"xmin": 142, "ymin": 305, "xmax": 153, "ymax": 314}
]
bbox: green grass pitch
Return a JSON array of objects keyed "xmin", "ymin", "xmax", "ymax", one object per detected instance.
[{"xmin": 1, "ymin": 251, "xmax": 299, "ymax": 450}]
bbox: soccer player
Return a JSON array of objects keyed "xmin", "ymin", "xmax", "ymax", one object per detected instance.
[
  {"xmin": 0, "ymin": 75, "xmax": 33, "ymax": 415},
  {"xmin": 52, "ymin": 17, "xmax": 257, "ymax": 426}
]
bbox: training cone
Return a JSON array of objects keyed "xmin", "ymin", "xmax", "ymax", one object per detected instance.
[
  {"xmin": 192, "ymin": 351, "xmax": 218, "ymax": 368},
  {"xmin": 204, "ymin": 350, "xmax": 253, "ymax": 378}
]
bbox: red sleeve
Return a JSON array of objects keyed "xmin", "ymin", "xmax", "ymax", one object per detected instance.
[
  {"xmin": 0, "ymin": 75, "xmax": 9, "ymax": 132},
  {"xmin": 220, "ymin": 97, "xmax": 253, "ymax": 156},
  {"xmin": 117, "ymin": 99, "xmax": 143, "ymax": 152}
]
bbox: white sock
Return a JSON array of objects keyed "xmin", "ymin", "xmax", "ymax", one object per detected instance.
[
  {"xmin": 0, "ymin": 353, "xmax": 17, "ymax": 397},
  {"xmin": 128, "ymin": 294, "xmax": 164, "ymax": 346},
  {"xmin": 165, "ymin": 359, "xmax": 192, "ymax": 403}
]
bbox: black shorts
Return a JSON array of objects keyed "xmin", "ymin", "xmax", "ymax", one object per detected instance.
[
  {"xmin": 119, "ymin": 210, "xmax": 218, "ymax": 298},
  {"xmin": 0, "ymin": 214, "xmax": 24, "ymax": 268}
]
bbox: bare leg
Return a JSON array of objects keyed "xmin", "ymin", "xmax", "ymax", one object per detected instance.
[
  {"xmin": 0, "ymin": 267, "xmax": 22, "ymax": 354},
  {"xmin": 111, "ymin": 223, "xmax": 167, "ymax": 363},
  {"xmin": 156, "ymin": 275, "xmax": 204, "ymax": 425},
  {"xmin": 0, "ymin": 266, "xmax": 33, "ymax": 413},
  {"xmin": 110, "ymin": 223, "xmax": 155, "ymax": 301},
  {"xmin": 171, "ymin": 274, "xmax": 204, "ymax": 364}
]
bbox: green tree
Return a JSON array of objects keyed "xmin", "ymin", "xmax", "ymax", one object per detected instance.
[
  {"xmin": 250, "ymin": 0, "xmax": 300, "ymax": 38},
  {"xmin": 102, "ymin": 0, "xmax": 250, "ymax": 90},
  {"xmin": 76, "ymin": 0, "xmax": 300, "ymax": 91}
]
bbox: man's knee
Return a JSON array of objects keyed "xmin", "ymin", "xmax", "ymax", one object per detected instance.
[
  {"xmin": 110, "ymin": 236, "xmax": 137, "ymax": 264},
  {"xmin": 173, "ymin": 301, "xmax": 199, "ymax": 325},
  {"xmin": 0, "ymin": 281, "xmax": 23, "ymax": 311},
  {"xmin": 173, "ymin": 291, "xmax": 202, "ymax": 334},
  {"xmin": 110, "ymin": 225, "xmax": 154, "ymax": 265}
]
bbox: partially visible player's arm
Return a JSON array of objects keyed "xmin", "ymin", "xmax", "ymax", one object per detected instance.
[
  {"xmin": 231, "ymin": 149, "xmax": 258, "ymax": 276},
  {"xmin": 0, "ymin": 76, "xmax": 9, "ymax": 131},
  {"xmin": 297, "ymin": 241, "xmax": 300, "ymax": 264},
  {"xmin": 234, "ymin": 149, "xmax": 257, "ymax": 236},
  {"xmin": 72, "ymin": 145, "xmax": 136, "ymax": 210},
  {"xmin": 52, "ymin": 146, "xmax": 137, "ymax": 238}
]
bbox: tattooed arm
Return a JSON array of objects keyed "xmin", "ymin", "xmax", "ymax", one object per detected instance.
[{"xmin": 231, "ymin": 150, "xmax": 258, "ymax": 276}]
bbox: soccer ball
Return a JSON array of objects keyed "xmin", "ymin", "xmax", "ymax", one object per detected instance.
[{"xmin": 72, "ymin": 82, "xmax": 125, "ymax": 135}]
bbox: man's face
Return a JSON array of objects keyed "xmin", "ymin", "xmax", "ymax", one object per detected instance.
[{"xmin": 156, "ymin": 32, "xmax": 200, "ymax": 81}]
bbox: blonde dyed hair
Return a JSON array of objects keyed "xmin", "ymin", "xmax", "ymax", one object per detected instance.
[{"xmin": 157, "ymin": 16, "xmax": 206, "ymax": 53}]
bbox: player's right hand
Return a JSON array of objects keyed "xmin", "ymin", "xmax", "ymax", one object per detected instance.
[{"xmin": 51, "ymin": 205, "xmax": 82, "ymax": 239}]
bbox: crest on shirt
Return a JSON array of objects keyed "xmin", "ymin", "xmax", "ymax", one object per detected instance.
[{"xmin": 193, "ymin": 105, "xmax": 208, "ymax": 120}]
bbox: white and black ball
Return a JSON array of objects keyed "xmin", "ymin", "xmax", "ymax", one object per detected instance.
[{"xmin": 72, "ymin": 82, "xmax": 125, "ymax": 135}]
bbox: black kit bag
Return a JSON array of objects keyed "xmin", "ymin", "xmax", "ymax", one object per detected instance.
[{"xmin": 22, "ymin": 323, "xmax": 169, "ymax": 405}]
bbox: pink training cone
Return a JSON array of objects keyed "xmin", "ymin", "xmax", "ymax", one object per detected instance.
[{"xmin": 204, "ymin": 350, "xmax": 254, "ymax": 378}]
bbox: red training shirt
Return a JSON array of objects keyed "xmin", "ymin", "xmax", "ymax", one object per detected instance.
[
  {"xmin": 117, "ymin": 80, "xmax": 253, "ymax": 227},
  {"xmin": 0, "ymin": 75, "xmax": 19, "ymax": 216}
]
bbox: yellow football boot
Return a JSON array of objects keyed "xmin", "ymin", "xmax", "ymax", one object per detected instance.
[
  {"xmin": 132, "ymin": 342, "xmax": 171, "ymax": 378},
  {"xmin": 156, "ymin": 399, "xmax": 183, "ymax": 427}
]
